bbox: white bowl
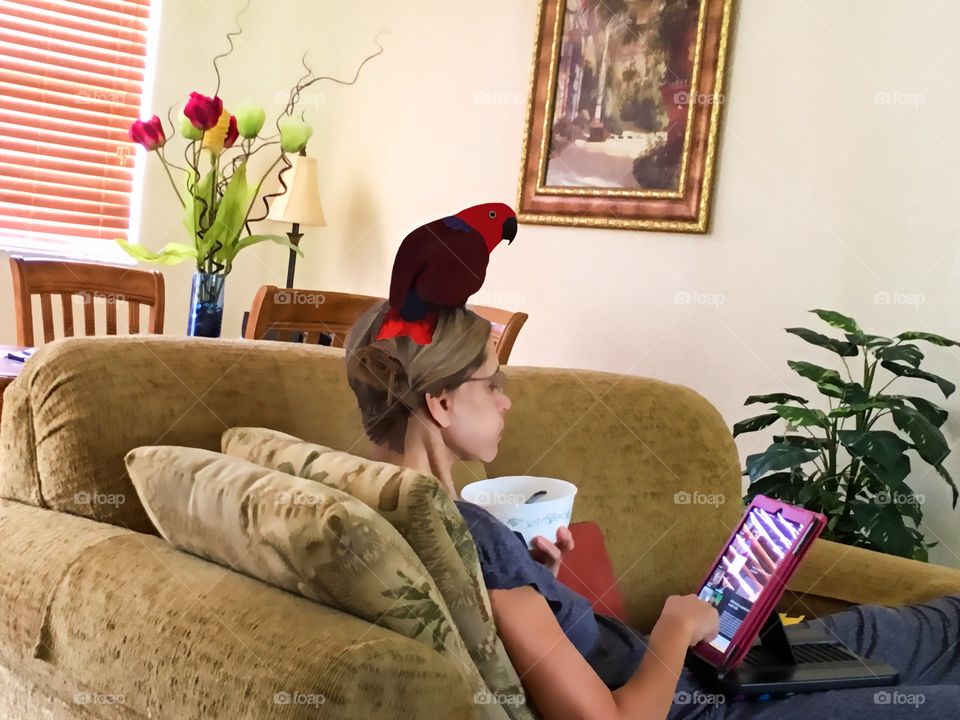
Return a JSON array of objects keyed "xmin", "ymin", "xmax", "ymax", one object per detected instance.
[{"xmin": 460, "ymin": 476, "xmax": 577, "ymax": 549}]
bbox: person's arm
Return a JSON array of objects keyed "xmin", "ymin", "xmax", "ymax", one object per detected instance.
[{"xmin": 490, "ymin": 586, "xmax": 700, "ymax": 720}]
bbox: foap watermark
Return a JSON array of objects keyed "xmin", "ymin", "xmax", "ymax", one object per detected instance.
[
  {"xmin": 275, "ymin": 491, "xmax": 326, "ymax": 507},
  {"xmin": 673, "ymin": 290, "xmax": 725, "ymax": 308},
  {"xmin": 77, "ymin": 291, "xmax": 125, "ymax": 305},
  {"xmin": 274, "ymin": 290, "xmax": 325, "ymax": 307},
  {"xmin": 473, "ymin": 90, "xmax": 525, "ymax": 107},
  {"xmin": 673, "ymin": 690, "xmax": 726, "ymax": 707},
  {"xmin": 673, "ymin": 90, "xmax": 725, "ymax": 107},
  {"xmin": 273, "ymin": 691, "xmax": 326, "ymax": 706},
  {"xmin": 874, "ymin": 490, "xmax": 924, "ymax": 506},
  {"xmin": 470, "ymin": 491, "xmax": 529, "ymax": 505},
  {"xmin": 74, "ymin": 692, "xmax": 125, "ymax": 706},
  {"xmin": 873, "ymin": 290, "xmax": 925, "ymax": 308},
  {"xmin": 74, "ymin": 491, "xmax": 125, "ymax": 508},
  {"xmin": 874, "ymin": 690, "xmax": 925, "ymax": 707},
  {"xmin": 273, "ymin": 91, "xmax": 325, "ymax": 108},
  {"xmin": 674, "ymin": 490, "xmax": 724, "ymax": 507},
  {"xmin": 77, "ymin": 89, "xmax": 127, "ymax": 105},
  {"xmin": 873, "ymin": 90, "xmax": 925, "ymax": 108},
  {"xmin": 474, "ymin": 689, "xmax": 526, "ymax": 707}
]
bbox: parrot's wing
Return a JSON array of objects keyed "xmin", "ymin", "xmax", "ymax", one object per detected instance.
[
  {"xmin": 387, "ymin": 227, "xmax": 431, "ymax": 309},
  {"xmin": 413, "ymin": 219, "xmax": 489, "ymax": 307}
]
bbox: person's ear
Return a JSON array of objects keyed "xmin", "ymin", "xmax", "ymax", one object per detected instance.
[{"xmin": 423, "ymin": 388, "xmax": 454, "ymax": 428}]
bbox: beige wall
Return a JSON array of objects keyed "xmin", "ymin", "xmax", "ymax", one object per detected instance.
[{"xmin": 3, "ymin": 0, "xmax": 960, "ymax": 567}]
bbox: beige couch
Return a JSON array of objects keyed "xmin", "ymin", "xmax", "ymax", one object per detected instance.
[{"xmin": 2, "ymin": 336, "xmax": 959, "ymax": 719}]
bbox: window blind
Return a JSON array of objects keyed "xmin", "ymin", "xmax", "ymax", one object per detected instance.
[{"xmin": 0, "ymin": 0, "xmax": 154, "ymax": 263}]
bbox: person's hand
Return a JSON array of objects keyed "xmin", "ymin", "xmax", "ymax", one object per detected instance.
[
  {"xmin": 529, "ymin": 526, "xmax": 574, "ymax": 578},
  {"xmin": 660, "ymin": 594, "xmax": 720, "ymax": 647}
]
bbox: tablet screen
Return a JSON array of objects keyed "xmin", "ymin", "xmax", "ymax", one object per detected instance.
[{"xmin": 696, "ymin": 507, "xmax": 803, "ymax": 653}]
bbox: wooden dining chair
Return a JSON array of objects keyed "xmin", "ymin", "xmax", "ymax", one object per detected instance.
[
  {"xmin": 243, "ymin": 286, "xmax": 383, "ymax": 347},
  {"xmin": 244, "ymin": 285, "xmax": 529, "ymax": 363},
  {"xmin": 9, "ymin": 255, "xmax": 165, "ymax": 346}
]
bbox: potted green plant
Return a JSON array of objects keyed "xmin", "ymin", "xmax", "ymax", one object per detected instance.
[{"xmin": 734, "ymin": 309, "xmax": 958, "ymax": 561}]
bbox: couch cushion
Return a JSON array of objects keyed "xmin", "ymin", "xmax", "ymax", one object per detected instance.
[
  {"xmin": 0, "ymin": 498, "xmax": 481, "ymax": 719},
  {"xmin": 222, "ymin": 426, "xmax": 535, "ymax": 720},
  {"xmin": 124, "ymin": 445, "xmax": 512, "ymax": 720},
  {"xmin": 0, "ymin": 336, "xmax": 376, "ymax": 534}
]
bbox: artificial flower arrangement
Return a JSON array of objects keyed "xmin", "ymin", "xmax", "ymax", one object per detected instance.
[{"xmin": 118, "ymin": 18, "xmax": 385, "ymax": 336}]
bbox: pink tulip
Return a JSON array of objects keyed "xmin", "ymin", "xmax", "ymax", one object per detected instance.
[
  {"xmin": 129, "ymin": 115, "xmax": 166, "ymax": 151},
  {"xmin": 184, "ymin": 92, "xmax": 223, "ymax": 131},
  {"xmin": 224, "ymin": 115, "xmax": 239, "ymax": 149}
]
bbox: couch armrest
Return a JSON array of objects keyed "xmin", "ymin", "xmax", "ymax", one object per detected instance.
[
  {"xmin": 0, "ymin": 499, "xmax": 479, "ymax": 719},
  {"xmin": 782, "ymin": 537, "xmax": 960, "ymax": 619}
]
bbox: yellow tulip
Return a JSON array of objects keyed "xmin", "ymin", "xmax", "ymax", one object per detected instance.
[{"xmin": 201, "ymin": 109, "xmax": 238, "ymax": 154}]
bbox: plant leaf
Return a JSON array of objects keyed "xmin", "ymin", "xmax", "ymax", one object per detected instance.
[
  {"xmin": 935, "ymin": 463, "xmax": 959, "ymax": 509},
  {"xmin": 745, "ymin": 471, "xmax": 797, "ymax": 500},
  {"xmin": 839, "ymin": 429, "xmax": 910, "ymax": 470},
  {"xmin": 875, "ymin": 343, "xmax": 924, "ymax": 368},
  {"xmin": 890, "ymin": 405, "xmax": 950, "ymax": 466},
  {"xmin": 732, "ymin": 412, "xmax": 780, "ymax": 437},
  {"xmin": 774, "ymin": 404, "xmax": 830, "ymax": 428},
  {"xmin": 880, "ymin": 360, "xmax": 955, "ymax": 398},
  {"xmin": 810, "ymin": 309, "xmax": 862, "ymax": 335},
  {"xmin": 785, "ymin": 327, "xmax": 859, "ymax": 356},
  {"xmin": 895, "ymin": 331, "xmax": 960, "ymax": 347},
  {"xmin": 828, "ymin": 398, "xmax": 903, "ymax": 418},
  {"xmin": 880, "ymin": 394, "xmax": 948, "ymax": 428},
  {"xmin": 860, "ymin": 455, "xmax": 911, "ymax": 488},
  {"xmin": 745, "ymin": 442, "xmax": 818, "ymax": 482},
  {"xmin": 115, "ymin": 238, "xmax": 196, "ymax": 265},
  {"xmin": 773, "ymin": 434, "xmax": 829, "ymax": 450},
  {"xmin": 787, "ymin": 360, "xmax": 842, "ymax": 384},
  {"xmin": 744, "ymin": 393, "xmax": 809, "ymax": 406},
  {"xmin": 846, "ymin": 333, "xmax": 893, "ymax": 348}
]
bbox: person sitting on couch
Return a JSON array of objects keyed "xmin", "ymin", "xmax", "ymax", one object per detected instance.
[{"xmin": 344, "ymin": 300, "xmax": 960, "ymax": 720}]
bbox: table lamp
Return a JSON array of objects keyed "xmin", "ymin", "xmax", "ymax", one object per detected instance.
[{"xmin": 267, "ymin": 150, "xmax": 326, "ymax": 288}]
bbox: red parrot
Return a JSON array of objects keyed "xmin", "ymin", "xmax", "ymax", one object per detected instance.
[{"xmin": 376, "ymin": 202, "xmax": 518, "ymax": 344}]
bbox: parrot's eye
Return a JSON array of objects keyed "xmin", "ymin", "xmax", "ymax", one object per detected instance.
[{"xmin": 488, "ymin": 211, "xmax": 496, "ymax": 219}]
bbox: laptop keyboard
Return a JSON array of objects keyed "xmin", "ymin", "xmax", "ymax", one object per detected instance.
[{"xmin": 742, "ymin": 642, "xmax": 858, "ymax": 666}]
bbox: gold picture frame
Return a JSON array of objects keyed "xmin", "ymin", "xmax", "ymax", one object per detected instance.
[{"xmin": 517, "ymin": 0, "xmax": 736, "ymax": 233}]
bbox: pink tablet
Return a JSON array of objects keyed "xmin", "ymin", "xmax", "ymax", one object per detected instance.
[{"xmin": 689, "ymin": 494, "xmax": 826, "ymax": 674}]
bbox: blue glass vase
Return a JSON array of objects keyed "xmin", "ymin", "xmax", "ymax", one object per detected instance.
[{"xmin": 187, "ymin": 271, "xmax": 226, "ymax": 338}]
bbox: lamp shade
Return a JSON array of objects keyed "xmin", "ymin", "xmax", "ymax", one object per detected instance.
[{"xmin": 266, "ymin": 154, "xmax": 327, "ymax": 227}]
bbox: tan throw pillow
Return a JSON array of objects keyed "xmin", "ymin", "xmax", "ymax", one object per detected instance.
[
  {"xmin": 124, "ymin": 445, "xmax": 513, "ymax": 720},
  {"xmin": 222, "ymin": 427, "xmax": 536, "ymax": 720}
]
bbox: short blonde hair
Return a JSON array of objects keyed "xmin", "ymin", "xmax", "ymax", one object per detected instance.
[{"xmin": 344, "ymin": 300, "xmax": 491, "ymax": 453}]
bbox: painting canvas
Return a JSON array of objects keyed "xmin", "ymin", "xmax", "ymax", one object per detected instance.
[{"xmin": 517, "ymin": 0, "xmax": 735, "ymax": 232}]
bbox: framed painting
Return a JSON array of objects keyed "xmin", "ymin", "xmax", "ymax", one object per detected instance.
[{"xmin": 517, "ymin": 0, "xmax": 736, "ymax": 233}]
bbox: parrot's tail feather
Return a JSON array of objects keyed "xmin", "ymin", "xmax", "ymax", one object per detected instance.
[{"xmin": 376, "ymin": 307, "xmax": 439, "ymax": 345}]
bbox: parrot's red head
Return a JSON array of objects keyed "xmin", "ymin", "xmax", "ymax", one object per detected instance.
[{"xmin": 455, "ymin": 202, "xmax": 518, "ymax": 254}]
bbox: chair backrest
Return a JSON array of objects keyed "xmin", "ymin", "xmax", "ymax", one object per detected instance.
[
  {"xmin": 243, "ymin": 285, "xmax": 383, "ymax": 347},
  {"xmin": 244, "ymin": 285, "xmax": 529, "ymax": 363},
  {"xmin": 9, "ymin": 256, "xmax": 165, "ymax": 346},
  {"xmin": 466, "ymin": 304, "xmax": 528, "ymax": 365}
]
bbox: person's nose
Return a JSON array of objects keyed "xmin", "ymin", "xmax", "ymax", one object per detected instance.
[{"xmin": 498, "ymin": 392, "xmax": 511, "ymax": 413}]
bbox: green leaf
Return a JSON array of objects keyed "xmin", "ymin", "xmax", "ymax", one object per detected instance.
[
  {"xmin": 787, "ymin": 360, "xmax": 842, "ymax": 384},
  {"xmin": 225, "ymin": 233, "xmax": 305, "ymax": 267},
  {"xmin": 935, "ymin": 463, "xmax": 959, "ymax": 509},
  {"xmin": 206, "ymin": 161, "xmax": 255, "ymax": 266},
  {"xmin": 115, "ymin": 238, "xmax": 196, "ymax": 265},
  {"xmin": 839, "ymin": 429, "xmax": 910, "ymax": 470},
  {"xmin": 827, "ymin": 398, "xmax": 903, "ymax": 418},
  {"xmin": 809, "ymin": 309, "xmax": 862, "ymax": 335},
  {"xmin": 880, "ymin": 360, "xmax": 955, "ymax": 398},
  {"xmin": 745, "ymin": 443, "xmax": 819, "ymax": 482},
  {"xmin": 860, "ymin": 455, "xmax": 911, "ymax": 488},
  {"xmin": 732, "ymin": 412, "xmax": 780, "ymax": 437},
  {"xmin": 773, "ymin": 434, "xmax": 829, "ymax": 450},
  {"xmin": 875, "ymin": 344, "xmax": 924, "ymax": 368},
  {"xmin": 889, "ymin": 395, "xmax": 948, "ymax": 428},
  {"xmin": 774, "ymin": 404, "xmax": 830, "ymax": 428},
  {"xmin": 890, "ymin": 406, "xmax": 950, "ymax": 466},
  {"xmin": 895, "ymin": 331, "xmax": 960, "ymax": 347},
  {"xmin": 785, "ymin": 327, "xmax": 859, "ymax": 356},
  {"xmin": 746, "ymin": 471, "xmax": 797, "ymax": 500},
  {"xmin": 744, "ymin": 393, "xmax": 809, "ymax": 406},
  {"xmin": 846, "ymin": 333, "xmax": 893, "ymax": 348}
]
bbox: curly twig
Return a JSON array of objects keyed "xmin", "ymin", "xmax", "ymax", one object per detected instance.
[
  {"xmin": 246, "ymin": 151, "xmax": 293, "ymax": 228},
  {"xmin": 212, "ymin": 0, "xmax": 252, "ymax": 98}
]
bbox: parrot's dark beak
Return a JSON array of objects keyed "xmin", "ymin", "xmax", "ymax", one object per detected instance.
[{"xmin": 502, "ymin": 216, "xmax": 517, "ymax": 245}]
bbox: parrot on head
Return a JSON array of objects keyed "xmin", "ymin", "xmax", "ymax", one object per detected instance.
[{"xmin": 375, "ymin": 202, "xmax": 518, "ymax": 345}]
